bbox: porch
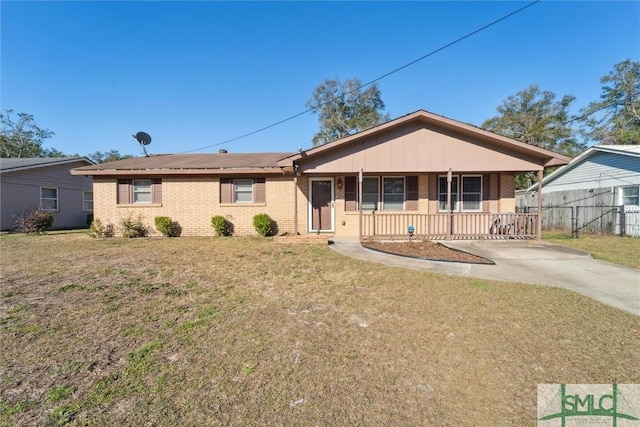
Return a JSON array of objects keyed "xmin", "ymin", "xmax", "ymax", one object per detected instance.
[{"xmin": 360, "ymin": 212, "xmax": 539, "ymax": 241}]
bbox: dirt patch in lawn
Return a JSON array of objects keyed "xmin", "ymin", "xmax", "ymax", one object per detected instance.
[{"xmin": 362, "ymin": 239, "xmax": 494, "ymax": 264}]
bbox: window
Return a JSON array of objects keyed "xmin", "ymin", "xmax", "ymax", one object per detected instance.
[
  {"xmin": 132, "ymin": 180, "xmax": 152, "ymax": 204},
  {"xmin": 439, "ymin": 176, "xmax": 459, "ymax": 211},
  {"xmin": 344, "ymin": 176, "xmax": 417, "ymax": 211},
  {"xmin": 117, "ymin": 179, "xmax": 162, "ymax": 204},
  {"xmin": 461, "ymin": 176, "xmax": 482, "ymax": 211},
  {"xmin": 383, "ymin": 177, "xmax": 404, "ymax": 211},
  {"xmin": 362, "ymin": 177, "xmax": 379, "ymax": 210},
  {"xmin": 621, "ymin": 186, "xmax": 639, "ymax": 206},
  {"xmin": 41, "ymin": 187, "xmax": 58, "ymax": 211},
  {"xmin": 439, "ymin": 175, "xmax": 482, "ymax": 212},
  {"xmin": 83, "ymin": 191, "xmax": 94, "ymax": 211},
  {"xmin": 220, "ymin": 178, "xmax": 265, "ymax": 204},
  {"xmin": 234, "ymin": 179, "xmax": 254, "ymax": 203}
]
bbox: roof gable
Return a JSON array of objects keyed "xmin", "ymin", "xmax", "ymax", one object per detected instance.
[
  {"xmin": 528, "ymin": 145, "xmax": 640, "ymax": 191},
  {"xmin": 0, "ymin": 157, "xmax": 94, "ymax": 174},
  {"xmin": 279, "ymin": 110, "xmax": 571, "ymax": 173}
]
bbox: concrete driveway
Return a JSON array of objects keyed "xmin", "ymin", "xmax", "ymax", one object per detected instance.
[{"xmin": 329, "ymin": 239, "xmax": 640, "ymax": 316}]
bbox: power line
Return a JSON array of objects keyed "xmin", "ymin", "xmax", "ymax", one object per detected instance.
[{"xmin": 179, "ymin": 0, "xmax": 541, "ymax": 154}]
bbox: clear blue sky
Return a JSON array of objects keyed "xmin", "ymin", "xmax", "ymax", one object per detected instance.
[{"xmin": 2, "ymin": 1, "xmax": 638, "ymax": 157}]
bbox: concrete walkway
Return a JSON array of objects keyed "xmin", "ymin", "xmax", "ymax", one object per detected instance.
[{"xmin": 329, "ymin": 238, "xmax": 640, "ymax": 316}]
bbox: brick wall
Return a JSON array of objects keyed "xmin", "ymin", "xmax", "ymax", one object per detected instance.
[
  {"xmin": 93, "ymin": 172, "xmax": 518, "ymax": 237},
  {"xmin": 499, "ymin": 173, "xmax": 516, "ymax": 213},
  {"xmin": 93, "ymin": 176, "xmax": 299, "ymax": 237}
]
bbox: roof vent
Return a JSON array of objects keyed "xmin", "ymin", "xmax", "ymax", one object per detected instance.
[{"xmin": 219, "ymin": 149, "xmax": 228, "ymax": 154}]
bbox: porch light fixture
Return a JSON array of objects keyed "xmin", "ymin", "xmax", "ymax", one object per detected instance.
[{"xmin": 337, "ymin": 178, "xmax": 343, "ymax": 190}]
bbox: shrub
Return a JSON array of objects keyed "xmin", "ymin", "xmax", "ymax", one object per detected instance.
[
  {"xmin": 88, "ymin": 219, "xmax": 115, "ymax": 238},
  {"xmin": 13, "ymin": 208, "xmax": 54, "ymax": 234},
  {"xmin": 252, "ymin": 213, "xmax": 273, "ymax": 237},
  {"xmin": 86, "ymin": 213, "xmax": 94, "ymax": 227},
  {"xmin": 120, "ymin": 216, "xmax": 147, "ymax": 238},
  {"xmin": 211, "ymin": 215, "xmax": 231, "ymax": 236},
  {"xmin": 154, "ymin": 216, "xmax": 177, "ymax": 237}
]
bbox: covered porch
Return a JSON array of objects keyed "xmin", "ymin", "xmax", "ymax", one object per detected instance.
[{"xmin": 360, "ymin": 211, "xmax": 539, "ymax": 240}]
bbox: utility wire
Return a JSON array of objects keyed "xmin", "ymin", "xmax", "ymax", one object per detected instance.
[{"xmin": 179, "ymin": 0, "xmax": 541, "ymax": 154}]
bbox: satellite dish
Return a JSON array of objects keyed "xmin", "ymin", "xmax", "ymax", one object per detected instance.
[{"xmin": 132, "ymin": 131, "xmax": 152, "ymax": 156}]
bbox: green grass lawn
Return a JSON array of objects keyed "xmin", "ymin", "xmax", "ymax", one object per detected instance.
[
  {"xmin": 544, "ymin": 232, "xmax": 640, "ymax": 268},
  {"xmin": 1, "ymin": 234, "xmax": 639, "ymax": 426}
]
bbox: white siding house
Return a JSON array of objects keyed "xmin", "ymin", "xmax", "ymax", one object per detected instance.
[
  {"xmin": 0, "ymin": 157, "xmax": 95, "ymax": 231},
  {"xmin": 519, "ymin": 145, "xmax": 640, "ymax": 236}
]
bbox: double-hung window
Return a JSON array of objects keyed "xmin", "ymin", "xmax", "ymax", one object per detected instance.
[
  {"xmin": 621, "ymin": 186, "xmax": 639, "ymax": 206},
  {"xmin": 362, "ymin": 177, "xmax": 379, "ymax": 210},
  {"xmin": 439, "ymin": 176, "xmax": 459, "ymax": 211},
  {"xmin": 439, "ymin": 175, "xmax": 482, "ymax": 212},
  {"xmin": 234, "ymin": 179, "xmax": 254, "ymax": 203},
  {"xmin": 83, "ymin": 191, "xmax": 94, "ymax": 211},
  {"xmin": 220, "ymin": 178, "xmax": 266, "ymax": 204},
  {"xmin": 132, "ymin": 180, "xmax": 152, "ymax": 204},
  {"xmin": 382, "ymin": 177, "xmax": 405, "ymax": 211},
  {"xmin": 117, "ymin": 179, "xmax": 162, "ymax": 204},
  {"xmin": 41, "ymin": 187, "xmax": 59, "ymax": 211}
]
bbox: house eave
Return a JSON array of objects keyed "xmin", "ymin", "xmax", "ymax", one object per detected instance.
[{"xmin": 70, "ymin": 167, "xmax": 284, "ymax": 176}]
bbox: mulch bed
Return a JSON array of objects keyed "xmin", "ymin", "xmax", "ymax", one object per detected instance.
[{"xmin": 362, "ymin": 239, "xmax": 495, "ymax": 264}]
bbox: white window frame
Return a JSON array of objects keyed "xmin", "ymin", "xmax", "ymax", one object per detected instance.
[
  {"xmin": 461, "ymin": 175, "xmax": 483, "ymax": 212},
  {"xmin": 132, "ymin": 179, "xmax": 152, "ymax": 204},
  {"xmin": 361, "ymin": 176, "xmax": 379, "ymax": 211},
  {"xmin": 234, "ymin": 178, "xmax": 254, "ymax": 203},
  {"xmin": 40, "ymin": 187, "xmax": 59, "ymax": 211},
  {"xmin": 620, "ymin": 186, "xmax": 640, "ymax": 206},
  {"xmin": 382, "ymin": 176, "xmax": 405, "ymax": 211},
  {"xmin": 438, "ymin": 175, "xmax": 459, "ymax": 212},
  {"xmin": 83, "ymin": 191, "xmax": 94, "ymax": 212},
  {"xmin": 438, "ymin": 175, "xmax": 483, "ymax": 212}
]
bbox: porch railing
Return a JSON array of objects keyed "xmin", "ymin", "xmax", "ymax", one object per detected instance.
[{"xmin": 360, "ymin": 212, "xmax": 539, "ymax": 240}]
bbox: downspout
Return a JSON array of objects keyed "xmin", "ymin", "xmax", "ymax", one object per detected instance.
[
  {"xmin": 447, "ymin": 168, "xmax": 452, "ymax": 240},
  {"xmin": 537, "ymin": 170, "xmax": 543, "ymax": 241}
]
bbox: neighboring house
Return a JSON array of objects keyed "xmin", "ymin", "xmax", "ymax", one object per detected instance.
[
  {"xmin": 71, "ymin": 110, "xmax": 570, "ymax": 240},
  {"xmin": 520, "ymin": 144, "xmax": 640, "ymax": 236},
  {"xmin": 1, "ymin": 157, "xmax": 95, "ymax": 231}
]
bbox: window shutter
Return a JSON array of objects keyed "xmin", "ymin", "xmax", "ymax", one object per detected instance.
[
  {"xmin": 405, "ymin": 176, "xmax": 418, "ymax": 211},
  {"xmin": 220, "ymin": 178, "xmax": 232, "ymax": 203},
  {"xmin": 344, "ymin": 176, "xmax": 357, "ymax": 211},
  {"xmin": 152, "ymin": 179, "xmax": 162, "ymax": 204},
  {"xmin": 117, "ymin": 179, "xmax": 131, "ymax": 204},
  {"xmin": 254, "ymin": 178, "xmax": 266, "ymax": 203}
]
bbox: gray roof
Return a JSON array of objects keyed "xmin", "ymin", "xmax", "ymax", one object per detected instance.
[
  {"xmin": 0, "ymin": 157, "xmax": 94, "ymax": 173},
  {"xmin": 74, "ymin": 153, "xmax": 295, "ymax": 173}
]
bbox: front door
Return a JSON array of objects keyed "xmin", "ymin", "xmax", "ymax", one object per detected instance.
[{"xmin": 309, "ymin": 179, "xmax": 334, "ymax": 232}]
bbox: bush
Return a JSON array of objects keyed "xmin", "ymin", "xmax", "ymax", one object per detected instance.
[
  {"xmin": 86, "ymin": 213, "xmax": 94, "ymax": 227},
  {"xmin": 13, "ymin": 208, "xmax": 54, "ymax": 234},
  {"xmin": 252, "ymin": 213, "xmax": 273, "ymax": 237},
  {"xmin": 87, "ymin": 218, "xmax": 114, "ymax": 238},
  {"xmin": 154, "ymin": 216, "xmax": 177, "ymax": 237},
  {"xmin": 211, "ymin": 215, "xmax": 231, "ymax": 236},
  {"xmin": 120, "ymin": 216, "xmax": 147, "ymax": 238}
]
